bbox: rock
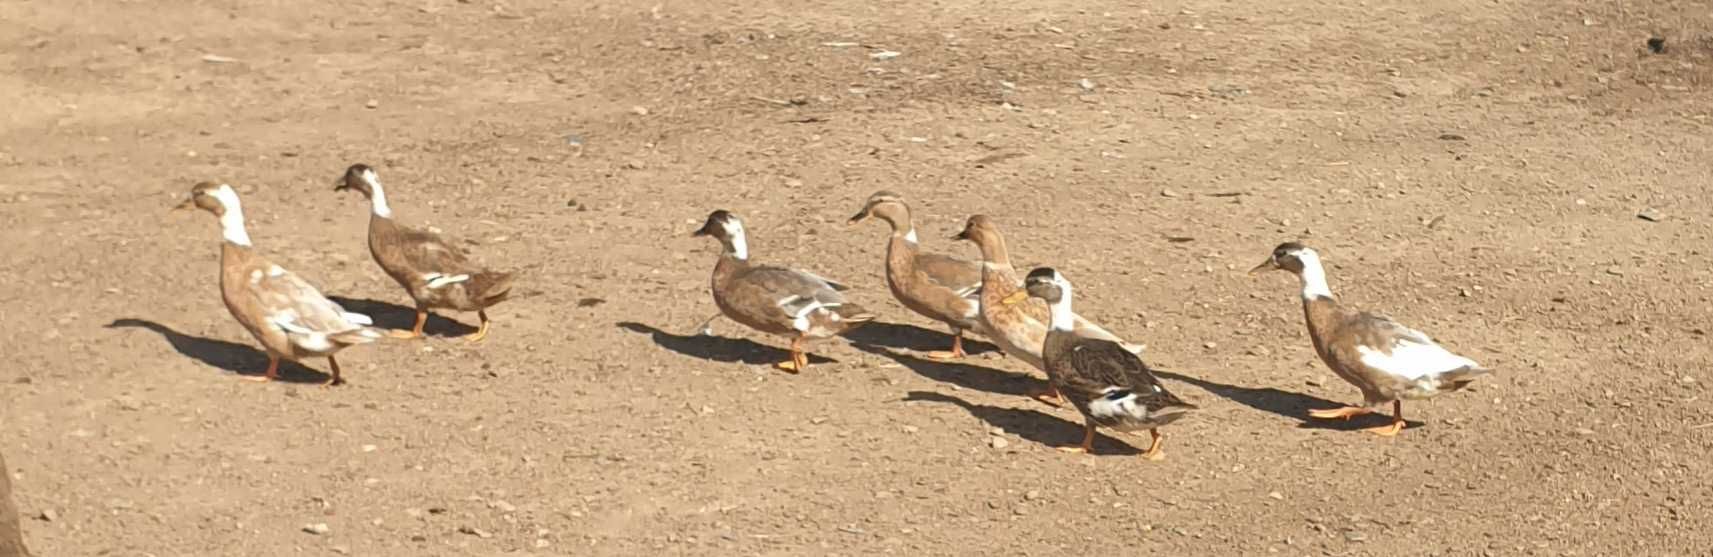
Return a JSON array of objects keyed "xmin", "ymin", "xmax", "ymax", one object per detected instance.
[
  {"xmin": 901, "ymin": 425, "xmax": 920, "ymax": 434},
  {"xmin": 331, "ymin": 546, "xmax": 350, "ymax": 555},
  {"xmin": 989, "ymin": 436, "xmax": 1010, "ymax": 450},
  {"xmin": 1647, "ymin": 37, "xmax": 1667, "ymax": 54},
  {"xmin": 1344, "ymin": 531, "xmax": 1368, "ymax": 542},
  {"xmin": 1267, "ymin": 491, "xmax": 1284, "ymax": 500},
  {"xmin": 36, "ymin": 509, "xmax": 57, "ymax": 522},
  {"xmin": 630, "ymin": 106, "xmax": 650, "ymax": 116},
  {"xmin": 459, "ymin": 525, "xmax": 493, "ymax": 538},
  {"xmin": 534, "ymin": 539, "xmax": 552, "ymax": 548},
  {"xmin": 1024, "ymin": 490, "xmax": 1041, "ymax": 501},
  {"xmin": 1160, "ymin": 189, "xmax": 1180, "ymax": 198},
  {"xmin": 303, "ymin": 523, "xmax": 331, "ymax": 535},
  {"xmin": 869, "ymin": 50, "xmax": 901, "ymax": 60},
  {"xmin": 1573, "ymin": 428, "xmax": 1596, "ymax": 436},
  {"xmin": 490, "ymin": 500, "xmax": 517, "ymax": 513},
  {"xmin": 1077, "ymin": 78, "xmax": 1096, "ymax": 92},
  {"xmin": 113, "ymin": 395, "xmax": 142, "ymax": 411},
  {"xmin": 1637, "ymin": 208, "xmax": 1664, "ymax": 222},
  {"xmin": 364, "ymin": 99, "xmax": 379, "ymax": 109}
]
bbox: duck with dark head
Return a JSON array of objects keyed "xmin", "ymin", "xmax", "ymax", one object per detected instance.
[
  {"xmin": 1003, "ymin": 267, "xmax": 1196, "ymax": 459},
  {"xmin": 334, "ymin": 164, "xmax": 517, "ymax": 342},
  {"xmin": 693, "ymin": 210, "xmax": 874, "ymax": 373},
  {"xmin": 1251, "ymin": 242, "xmax": 1490, "ymax": 436}
]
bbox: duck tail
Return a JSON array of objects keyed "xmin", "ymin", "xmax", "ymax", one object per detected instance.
[
  {"xmin": 467, "ymin": 270, "xmax": 517, "ymax": 306},
  {"xmin": 831, "ymin": 302, "xmax": 876, "ymax": 334},
  {"xmin": 1437, "ymin": 366, "xmax": 1491, "ymax": 391},
  {"xmin": 329, "ymin": 327, "xmax": 384, "ymax": 346}
]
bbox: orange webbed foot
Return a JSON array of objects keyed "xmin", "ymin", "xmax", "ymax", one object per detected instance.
[{"xmin": 1308, "ymin": 406, "xmax": 1373, "ymax": 420}]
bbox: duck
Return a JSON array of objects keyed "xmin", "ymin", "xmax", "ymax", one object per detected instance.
[
  {"xmin": 692, "ymin": 210, "xmax": 875, "ymax": 372},
  {"xmin": 334, "ymin": 164, "xmax": 516, "ymax": 342},
  {"xmin": 847, "ymin": 191, "xmax": 986, "ymax": 359},
  {"xmin": 1250, "ymin": 242, "xmax": 1490, "ymax": 436},
  {"xmin": 175, "ymin": 182, "xmax": 383, "ymax": 385},
  {"xmin": 1004, "ymin": 268, "xmax": 1196, "ymax": 458},
  {"xmin": 952, "ymin": 215, "xmax": 1143, "ymax": 404}
]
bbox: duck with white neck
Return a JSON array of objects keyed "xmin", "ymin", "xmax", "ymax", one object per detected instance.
[
  {"xmin": 1251, "ymin": 242, "xmax": 1490, "ymax": 436},
  {"xmin": 334, "ymin": 164, "xmax": 517, "ymax": 342},
  {"xmin": 1000, "ymin": 267, "xmax": 1196, "ymax": 459},
  {"xmin": 173, "ymin": 182, "xmax": 382, "ymax": 386}
]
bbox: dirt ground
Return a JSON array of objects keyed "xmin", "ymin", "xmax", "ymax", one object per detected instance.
[{"xmin": 4, "ymin": 0, "xmax": 1713, "ymax": 554}]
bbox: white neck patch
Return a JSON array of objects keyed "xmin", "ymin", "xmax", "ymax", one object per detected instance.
[
  {"xmin": 1295, "ymin": 249, "xmax": 1333, "ymax": 300},
  {"xmin": 723, "ymin": 220, "xmax": 748, "ymax": 260},
  {"xmin": 210, "ymin": 184, "xmax": 252, "ymax": 246},
  {"xmin": 1048, "ymin": 279, "xmax": 1076, "ymax": 332},
  {"xmin": 363, "ymin": 170, "xmax": 392, "ymax": 218}
]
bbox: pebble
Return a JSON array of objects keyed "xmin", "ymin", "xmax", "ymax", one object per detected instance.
[
  {"xmin": 1637, "ymin": 208, "xmax": 1664, "ymax": 222},
  {"xmin": 459, "ymin": 525, "xmax": 493, "ymax": 538},
  {"xmin": 331, "ymin": 546, "xmax": 350, "ymax": 555},
  {"xmin": 1267, "ymin": 491, "xmax": 1284, "ymax": 500},
  {"xmin": 989, "ymin": 436, "xmax": 1010, "ymax": 450},
  {"xmin": 535, "ymin": 539, "xmax": 552, "ymax": 548},
  {"xmin": 630, "ymin": 106, "xmax": 650, "ymax": 116},
  {"xmin": 303, "ymin": 523, "xmax": 331, "ymax": 535},
  {"xmin": 1573, "ymin": 428, "xmax": 1596, "ymax": 436},
  {"xmin": 1344, "ymin": 531, "xmax": 1368, "ymax": 542},
  {"xmin": 870, "ymin": 50, "xmax": 902, "ymax": 60},
  {"xmin": 1077, "ymin": 78, "xmax": 1096, "ymax": 92},
  {"xmin": 37, "ymin": 509, "xmax": 57, "ymax": 522},
  {"xmin": 901, "ymin": 425, "xmax": 920, "ymax": 434},
  {"xmin": 364, "ymin": 99, "xmax": 379, "ymax": 109},
  {"xmin": 1024, "ymin": 490, "xmax": 1041, "ymax": 501},
  {"xmin": 1160, "ymin": 189, "xmax": 1180, "ymax": 198}
]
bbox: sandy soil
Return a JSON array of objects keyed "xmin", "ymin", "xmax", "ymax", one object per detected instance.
[{"xmin": 4, "ymin": 0, "xmax": 1713, "ymax": 554}]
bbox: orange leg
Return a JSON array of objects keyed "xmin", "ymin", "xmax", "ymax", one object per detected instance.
[
  {"xmin": 388, "ymin": 308, "xmax": 428, "ymax": 339},
  {"xmin": 1058, "ymin": 421, "xmax": 1095, "ymax": 454},
  {"xmin": 245, "ymin": 355, "xmax": 281, "ymax": 383},
  {"xmin": 1308, "ymin": 406, "xmax": 1373, "ymax": 420},
  {"xmin": 1363, "ymin": 400, "xmax": 1405, "ymax": 436},
  {"xmin": 1142, "ymin": 429, "xmax": 1166, "ymax": 461},
  {"xmin": 463, "ymin": 310, "xmax": 491, "ymax": 343},
  {"xmin": 926, "ymin": 329, "xmax": 967, "ymax": 360},
  {"xmin": 323, "ymin": 355, "xmax": 347, "ymax": 388},
  {"xmin": 775, "ymin": 335, "xmax": 807, "ymax": 373},
  {"xmin": 1028, "ymin": 384, "xmax": 1066, "ymax": 407}
]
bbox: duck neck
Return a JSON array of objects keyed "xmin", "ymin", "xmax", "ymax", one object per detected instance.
[
  {"xmin": 976, "ymin": 234, "xmax": 1012, "ymax": 267},
  {"xmin": 1048, "ymin": 289, "xmax": 1076, "ymax": 332},
  {"xmin": 725, "ymin": 229, "xmax": 749, "ymax": 261},
  {"xmin": 209, "ymin": 188, "xmax": 252, "ymax": 246},
  {"xmin": 1297, "ymin": 251, "xmax": 1333, "ymax": 300},
  {"xmin": 366, "ymin": 178, "xmax": 393, "ymax": 218}
]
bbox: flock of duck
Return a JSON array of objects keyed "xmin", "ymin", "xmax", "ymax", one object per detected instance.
[{"xmin": 177, "ymin": 173, "xmax": 1490, "ymax": 460}]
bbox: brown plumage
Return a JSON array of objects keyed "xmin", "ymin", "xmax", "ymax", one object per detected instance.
[
  {"xmin": 175, "ymin": 182, "xmax": 382, "ymax": 385},
  {"xmin": 694, "ymin": 210, "xmax": 874, "ymax": 373},
  {"xmin": 335, "ymin": 164, "xmax": 516, "ymax": 342},
  {"xmin": 952, "ymin": 215, "xmax": 1144, "ymax": 404},
  {"xmin": 848, "ymin": 190, "xmax": 986, "ymax": 359},
  {"xmin": 1252, "ymin": 242, "xmax": 1490, "ymax": 436},
  {"xmin": 1020, "ymin": 268, "xmax": 1196, "ymax": 458}
]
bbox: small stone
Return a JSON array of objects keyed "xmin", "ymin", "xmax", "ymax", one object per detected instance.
[
  {"xmin": 1077, "ymin": 78, "xmax": 1096, "ymax": 92},
  {"xmin": 783, "ymin": 178, "xmax": 804, "ymax": 188},
  {"xmin": 113, "ymin": 395, "xmax": 142, "ymax": 411},
  {"xmin": 303, "ymin": 523, "xmax": 331, "ymax": 535},
  {"xmin": 1680, "ymin": 376, "xmax": 1697, "ymax": 385},
  {"xmin": 1203, "ymin": 342, "xmax": 1217, "ymax": 350},
  {"xmin": 1604, "ymin": 266, "xmax": 1624, "ymax": 277},
  {"xmin": 1024, "ymin": 490, "xmax": 1041, "ymax": 501},
  {"xmin": 36, "ymin": 509, "xmax": 57, "ymax": 522},
  {"xmin": 901, "ymin": 425, "xmax": 920, "ymax": 434},
  {"xmin": 1160, "ymin": 189, "xmax": 1179, "ymax": 198},
  {"xmin": 364, "ymin": 99, "xmax": 379, "ymax": 109},
  {"xmin": 869, "ymin": 50, "xmax": 901, "ymax": 60},
  {"xmin": 989, "ymin": 436, "xmax": 1010, "ymax": 450},
  {"xmin": 331, "ymin": 546, "xmax": 350, "ymax": 555},
  {"xmin": 361, "ymin": 444, "xmax": 377, "ymax": 453},
  {"xmin": 459, "ymin": 525, "xmax": 493, "ymax": 538},
  {"xmin": 630, "ymin": 106, "xmax": 650, "ymax": 116},
  {"xmin": 1305, "ymin": 377, "xmax": 1325, "ymax": 387},
  {"xmin": 1573, "ymin": 428, "xmax": 1596, "ymax": 436},
  {"xmin": 1637, "ymin": 208, "xmax": 1664, "ymax": 222},
  {"xmin": 535, "ymin": 539, "xmax": 552, "ymax": 548},
  {"xmin": 624, "ymin": 160, "xmax": 645, "ymax": 170},
  {"xmin": 1267, "ymin": 491, "xmax": 1284, "ymax": 500},
  {"xmin": 1344, "ymin": 531, "xmax": 1368, "ymax": 542}
]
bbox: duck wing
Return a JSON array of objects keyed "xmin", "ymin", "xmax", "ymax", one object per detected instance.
[
  {"xmin": 1346, "ymin": 312, "xmax": 1483, "ymax": 379},
  {"xmin": 1061, "ymin": 339, "xmax": 1194, "ymax": 420},
  {"xmin": 245, "ymin": 262, "xmax": 382, "ymax": 351}
]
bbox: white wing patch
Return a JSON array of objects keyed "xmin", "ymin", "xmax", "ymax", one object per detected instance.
[
  {"xmin": 249, "ymin": 269, "xmax": 264, "ymax": 285},
  {"xmin": 1357, "ymin": 337, "xmax": 1479, "ymax": 380},
  {"xmin": 272, "ymin": 313, "xmax": 334, "ymax": 352},
  {"xmin": 266, "ymin": 265, "xmax": 286, "ymax": 277},
  {"xmin": 778, "ymin": 295, "xmax": 841, "ymax": 332},
  {"xmin": 342, "ymin": 312, "xmax": 374, "ymax": 326},
  {"xmin": 1087, "ymin": 387, "xmax": 1148, "ymax": 421},
  {"xmin": 423, "ymin": 273, "xmax": 471, "ymax": 289}
]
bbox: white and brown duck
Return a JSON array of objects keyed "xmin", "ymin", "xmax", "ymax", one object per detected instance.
[
  {"xmin": 952, "ymin": 215, "xmax": 1143, "ymax": 403},
  {"xmin": 334, "ymin": 164, "xmax": 516, "ymax": 342},
  {"xmin": 1251, "ymin": 242, "xmax": 1490, "ymax": 436},
  {"xmin": 1007, "ymin": 268, "xmax": 1196, "ymax": 458},
  {"xmin": 693, "ymin": 210, "xmax": 875, "ymax": 373},
  {"xmin": 847, "ymin": 191, "xmax": 986, "ymax": 359},
  {"xmin": 175, "ymin": 182, "xmax": 383, "ymax": 385}
]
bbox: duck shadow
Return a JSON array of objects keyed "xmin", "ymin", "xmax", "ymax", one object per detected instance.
[
  {"xmin": 904, "ymin": 391, "xmax": 1142, "ymax": 455},
  {"xmin": 105, "ymin": 318, "xmax": 332, "ymax": 384},
  {"xmin": 617, "ymin": 322, "xmax": 837, "ymax": 366},
  {"xmin": 1151, "ymin": 369, "xmax": 1421, "ymax": 432},
  {"xmin": 849, "ymin": 342, "xmax": 1042, "ymax": 398},
  {"xmin": 841, "ymin": 321, "xmax": 1000, "ymax": 356},
  {"xmin": 326, "ymin": 296, "xmax": 477, "ymax": 337}
]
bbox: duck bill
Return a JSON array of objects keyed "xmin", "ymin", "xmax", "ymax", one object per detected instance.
[
  {"xmin": 1000, "ymin": 290, "xmax": 1029, "ymax": 306},
  {"xmin": 846, "ymin": 209, "xmax": 870, "ymax": 226},
  {"xmin": 171, "ymin": 198, "xmax": 194, "ymax": 212},
  {"xmin": 1248, "ymin": 259, "xmax": 1279, "ymax": 275},
  {"xmin": 691, "ymin": 221, "xmax": 716, "ymax": 237},
  {"xmin": 951, "ymin": 229, "xmax": 970, "ymax": 242},
  {"xmin": 332, "ymin": 178, "xmax": 350, "ymax": 192}
]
